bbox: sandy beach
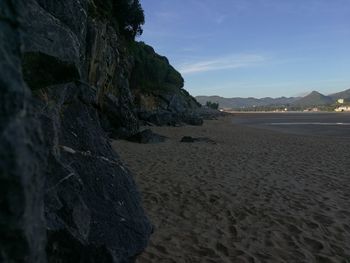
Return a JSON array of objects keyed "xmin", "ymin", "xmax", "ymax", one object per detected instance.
[{"xmin": 112, "ymin": 115, "xmax": 350, "ymax": 263}]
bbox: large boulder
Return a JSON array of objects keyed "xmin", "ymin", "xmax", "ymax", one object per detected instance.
[
  {"xmin": 41, "ymin": 83, "xmax": 152, "ymax": 262},
  {"xmin": 127, "ymin": 129, "xmax": 166, "ymax": 144}
]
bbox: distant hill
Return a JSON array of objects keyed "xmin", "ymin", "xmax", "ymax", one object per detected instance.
[
  {"xmin": 196, "ymin": 88, "xmax": 350, "ymax": 109},
  {"xmin": 292, "ymin": 91, "xmax": 333, "ymax": 107},
  {"xmin": 195, "ymin": 95, "xmax": 297, "ymax": 109},
  {"xmin": 329, "ymin": 89, "xmax": 350, "ymax": 101}
]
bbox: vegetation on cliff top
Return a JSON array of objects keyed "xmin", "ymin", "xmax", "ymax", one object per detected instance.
[
  {"xmin": 89, "ymin": 0, "xmax": 185, "ymax": 94},
  {"xmin": 89, "ymin": 0, "xmax": 198, "ymax": 109},
  {"xmin": 129, "ymin": 41, "xmax": 184, "ymax": 92},
  {"xmin": 89, "ymin": 0, "xmax": 145, "ymax": 39}
]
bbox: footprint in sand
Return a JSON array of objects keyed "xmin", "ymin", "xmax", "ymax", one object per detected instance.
[
  {"xmin": 154, "ymin": 245, "xmax": 167, "ymax": 254},
  {"xmin": 313, "ymin": 213, "xmax": 334, "ymax": 227},
  {"xmin": 215, "ymin": 242, "xmax": 229, "ymax": 257},
  {"xmin": 315, "ymin": 255, "xmax": 336, "ymax": 263},
  {"xmin": 305, "ymin": 220, "xmax": 320, "ymax": 230},
  {"xmin": 303, "ymin": 237, "xmax": 324, "ymax": 252}
]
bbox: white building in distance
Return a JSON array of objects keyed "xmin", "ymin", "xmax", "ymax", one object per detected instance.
[
  {"xmin": 337, "ymin": 99, "xmax": 345, "ymax": 104},
  {"xmin": 335, "ymin": 106, "xmax": 350, "ymax": 112}
]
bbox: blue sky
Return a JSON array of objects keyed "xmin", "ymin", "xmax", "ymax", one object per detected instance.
[{"xmin": 139, "ymin": 0, "xmax": 350, "ymax": 98}]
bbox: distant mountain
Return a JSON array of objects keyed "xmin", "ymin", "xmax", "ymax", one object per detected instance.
[
  {"xmin": 292, "ymin": 91, "xmax": 333, "ymax": 107},
  {"xmin": 329, "ymin": 89, "xmax": 350, "ymax": 101},
  {"xmin": 195, "ymin": 95, "xmax": 297, "ymax": 109},
  {"xmin": 196, "ymin": 88, "xmax": 350, "ymax": 109}
]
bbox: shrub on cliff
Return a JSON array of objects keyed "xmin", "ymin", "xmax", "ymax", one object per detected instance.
[
  {"xmin": 129, "ymin": 42, "xmax": 184, "ymax": 92},
  {"xmin": 115, "ymin": 0, "xmax": 145, "ymax": 39},
  {"xmin": 89, "ymin": 0, "xmax": 145, "ymax": 39}
]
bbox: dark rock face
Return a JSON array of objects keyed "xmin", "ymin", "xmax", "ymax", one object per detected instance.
[
  {"xmin": 22, "ymin": 0, "xmax": 86, "ymax": 77},
  {"xmin": 2, "ymin": 0, "xmax": 204, "ymax": 261},
  {"xmin": 127, "ymin": 129, "xmax": 166, "ymax": 144},
  {"xmin": 0, "ymin": 1, "xmax": 46, "ymax": 262},
  {"xmin": 138, "ymin": 110, "xmax": 179, "ymax": 126},
  {"xmin": 129, "ymin": 42, "xmax": 203, "ymax": 126},
  {"xmin": 86, "ymin": 20, "xmax": 139, "ymax": 138},
  {"xmin": 1, "ymin": 0, "xmax": 152, "ymax": 262},
  {"xmin": 100, "ymin": 93, "xmax": 139, "ymax": 139},
  {"xmin": 22, "ymin": 51, "xmax": 80, "ymax": 90},
  {"xmin": 42, "ymin": 84, "xmax": 152, "ymax": 262},
  {"xmin": 138, "ymin": 110, "xmax": 203, "ymax": 127},
  {"xmin": 182, "ymin": 114, "xmax": 204, "ymax": 126},
  {"xmin": 194, "ymin": 107, "xmax": 228, "ymax": 120}
]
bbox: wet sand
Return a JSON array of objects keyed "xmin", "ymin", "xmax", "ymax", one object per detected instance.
[
  {"xmin": 232, "ymin": 112, "xmax": 350, "ymax": 138},
  {"xmin": 112, "ymin": 115, "xmax": 350, "ymax": 262}
]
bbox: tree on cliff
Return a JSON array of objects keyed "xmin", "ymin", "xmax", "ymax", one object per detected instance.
[
  {"xmin": 114, "ymin": 0, "xmax": 145, "ymax": 39},
  {"xmin": 90, "ymin": 0, "xmax": 145, "ymax": 39}
]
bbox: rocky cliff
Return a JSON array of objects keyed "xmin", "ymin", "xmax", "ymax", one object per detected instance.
[
  {"xmin": 1, "ymin": 0, "xmax": 201, "ymax": 262},
  {"xmin": 129, "ymin": 42, "xmax": 202, "ymax": 126}
]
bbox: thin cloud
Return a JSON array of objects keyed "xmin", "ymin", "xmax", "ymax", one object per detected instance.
[
  {"xmin": 215, "ymin": 15, "xmax": 227, "ymax": 24},
  {"xmin": 178, "ymin": 54, "xmax": 266, "ymax": 74},
  {"xmin": 154, "ymin": 11, "xmax": 179, "ymax": 20},
  {"xmin": 181, "ymin": 47, "xmax": 199, "ymax": 52},
  {"xmin": 142, "ymin": 28, "xmax": 214, "ymax": 40},
  {"xmin": 257, "ymin": 0, "xmax": 350, "ymax": 15}
]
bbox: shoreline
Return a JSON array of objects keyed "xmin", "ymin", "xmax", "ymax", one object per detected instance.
[
  {"xmin": 113, "ymin": 116, "xmax": 350, "ymax": 262},
  {"xmin": 224, "ymin": 111, "xmax": 350, "ymax": 114}
]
